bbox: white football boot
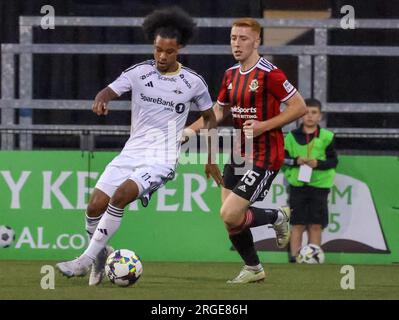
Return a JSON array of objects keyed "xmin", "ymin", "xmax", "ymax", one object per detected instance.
[
  {"xmin": 273, "ymin": 206, "xmax": 291, "ymax": 249},
  {"xmin": 89, "ymin": 246, "xmax": 114, "ymax": 286},
  {"xmin": 227, "ymin": 266, "xmax": 266, "ymax": 284},
  {"xmin": 56, "ymin": 257, "xmax": 91, "ymax": 278}
]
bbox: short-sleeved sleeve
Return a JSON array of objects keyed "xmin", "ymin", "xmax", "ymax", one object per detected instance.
[
  {"xmin": 191, "ymin": 81, "xmax": 213, "ymax": 111},
  {"xmin": 267, "ymin": 69, "xmax": 297, "ymax": 102},
  {"xmin": 216, "ymin": 72, "xmax": 230, "ymax": 106},
  {"xmin": 108, "ymin": 71, "xmax": 132, "ymax": 97}
]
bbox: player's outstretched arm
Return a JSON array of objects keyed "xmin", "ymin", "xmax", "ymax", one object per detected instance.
[{"xmin": 92, "ymin": 87, "xmax": 119, "ymax": 116}]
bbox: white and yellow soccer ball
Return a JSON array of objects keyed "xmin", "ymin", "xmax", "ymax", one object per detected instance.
[
  {"xmin": 0, "ymin": 225, "xmax": 15, "ymax": 248},
  {"xmin": 105, "ymin": 249, "xmax": 143, "ymax": 287},
  {"xmin": 296, "ymin": 244, "xmax": 325, "ymax": 264}
]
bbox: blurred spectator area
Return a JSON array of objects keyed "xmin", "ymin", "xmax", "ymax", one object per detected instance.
[{"xmin": 1, "ymin": 0, "xmax": 399, "ymax": 151}]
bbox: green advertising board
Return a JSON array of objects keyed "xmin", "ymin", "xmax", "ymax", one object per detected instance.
[{"xmin": 0, "ymin": 151, "xmax": 398, "ymax": 264}]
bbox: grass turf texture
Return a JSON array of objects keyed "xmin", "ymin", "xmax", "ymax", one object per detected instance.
[{"xmin": 0, "ymin": 261, "xmax": 398, "ymax": 300}]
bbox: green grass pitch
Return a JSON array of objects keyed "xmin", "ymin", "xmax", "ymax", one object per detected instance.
[{"xmin": 0, "ymin": 261, "xmax": 398, "ymax": 300}]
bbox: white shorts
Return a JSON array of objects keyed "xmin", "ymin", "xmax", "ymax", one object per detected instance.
[{"xmin": 95, "ymin": 154, "xmax": 175, "ymax": 207}]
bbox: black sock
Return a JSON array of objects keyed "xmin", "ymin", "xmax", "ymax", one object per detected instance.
[
  {"xmin": 248, "ymin": 207, "xmax": 278, "ymax": 227},
  {"xmin": 229, "ymin": 228, "xmax": 260, "ymax": 266}
]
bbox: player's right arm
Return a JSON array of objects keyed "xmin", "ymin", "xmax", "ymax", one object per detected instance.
[
  {"xmin": 92, "ymin": 87, "xmax": 119, "ymax": 116},
  {"xmin": 93, "ymin": 68, "xmax": 133, "ymax": 116}
]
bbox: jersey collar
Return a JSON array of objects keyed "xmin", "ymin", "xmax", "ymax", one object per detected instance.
[
  {"xmin": 239, "ymin": 57, "xmax": 261, "ymax": 75},
  {"xmin": 158, "ymin": 62, "xmax": 182, "ymax": 76}
]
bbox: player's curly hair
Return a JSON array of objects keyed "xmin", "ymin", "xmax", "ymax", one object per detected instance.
[{"xmin": 142, "ymin": 6, "xmax": 196, "ymax": 46}]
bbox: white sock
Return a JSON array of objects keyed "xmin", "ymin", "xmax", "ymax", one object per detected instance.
[
  {"xmin": 85, "ymin": 213, "xmax": 103, "ymax": 239},
  {"xmin": 274, "ymin": 210, "xmax": 285, "ymax": 225},
  {"xmin": 82, "ymin": 204, "xmax": 124, "ymax": 260}
]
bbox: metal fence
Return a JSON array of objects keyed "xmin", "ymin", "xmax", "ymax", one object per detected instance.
[{"xmin": 1, "ymin": 17, "xmax": 399, "ymax": 150}]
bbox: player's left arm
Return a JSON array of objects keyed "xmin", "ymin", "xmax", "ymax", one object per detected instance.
[
  {"xmin": 243, "ymin": 92, "xmax": 307, "ymax": 138},
  {"xmin": 201, "ymin": 108, "xmax": 223, "ymax": 186}
]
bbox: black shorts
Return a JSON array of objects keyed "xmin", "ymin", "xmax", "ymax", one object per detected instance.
[
  {"xmin": 223, "ymin": 163, "xmax": 278, "ymax": 203},
  {"xmin": 288, "ymin": 185, "xmax": 330, "ymax": 228}
]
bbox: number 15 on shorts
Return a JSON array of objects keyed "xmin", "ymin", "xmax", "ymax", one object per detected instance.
[{"xmin": 241, "ymin": 170, "xmax": 260, "ymax": 186}]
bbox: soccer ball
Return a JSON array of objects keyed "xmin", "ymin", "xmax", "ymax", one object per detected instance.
[
  {"xmin": 0, "ymin": 225, "xmax": 15, "ymax": 248},
  {"xmin": 296, "ymin": 244, "xmax": 325, "ymax": 264},
  {"xmin": 105, "ymin": 249, "xmax": 143, "ymax": 287}
]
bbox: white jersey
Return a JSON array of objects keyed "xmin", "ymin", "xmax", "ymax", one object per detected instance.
[{"xmin": 108, "ymin": 59, "xmax": 213, "ymax": 166}]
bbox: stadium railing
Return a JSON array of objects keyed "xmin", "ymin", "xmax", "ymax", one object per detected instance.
[{"xmin": 1, "ymin": 17, "xmax": 399, "ymax": 150}]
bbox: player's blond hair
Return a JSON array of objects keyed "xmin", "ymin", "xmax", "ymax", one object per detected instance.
[{"xmin": 232, "ymin": 18, "xmax": 261, "ymax": 36}]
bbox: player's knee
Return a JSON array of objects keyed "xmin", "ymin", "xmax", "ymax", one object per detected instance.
[
  {"xmin": 110, "ymin": 185, "xmax": 137, "ymax": 208},
  {"xmin": 86, "ymin": 200, "xmax": 106, "ymax": 217},
  {"xmin": 86, "ymin": 189, "xmax": 110, "ymax": 217},
  {"xmin": 219, "ymin": 205, "xmax": 229, "ymax": 222},
  {"xmin": 220, "ymin": 206, "xmax": 240, "ymax": 227},
  {"xmin": 110, "ymin": 190, "xmax": 129, "ymax": 208}
]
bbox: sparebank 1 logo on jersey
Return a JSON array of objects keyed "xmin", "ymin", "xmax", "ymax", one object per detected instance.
[
  {"xmin": 140, "ymin": 93, "xmax": 176, "ymax": 107},
  {"xmin": 175, "ymin": 103, "xmax": 185, "ymax": 114},
  {"xmin": 140, "ymin": 94, "xmax": 187, "ymax": 116}
]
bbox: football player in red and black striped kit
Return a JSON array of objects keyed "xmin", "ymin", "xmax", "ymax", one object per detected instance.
[{"xmin": 186, "ymin": 18, "xmax": 307, "ymax": 283}]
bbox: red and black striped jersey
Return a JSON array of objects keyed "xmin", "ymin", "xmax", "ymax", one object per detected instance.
[{"xmin": 217, "ymin": 57, "xmax": 297, "ymax": 170}]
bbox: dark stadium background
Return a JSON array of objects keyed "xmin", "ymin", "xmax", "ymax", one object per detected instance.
[{"xmin": 1, "ymin": 0, "xmax": 398, "ymax": 151}]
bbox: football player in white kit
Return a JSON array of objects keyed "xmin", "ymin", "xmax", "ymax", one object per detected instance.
[{"xmin": 56, "ymin": 7, "xmax": 222, "ymax": 285}]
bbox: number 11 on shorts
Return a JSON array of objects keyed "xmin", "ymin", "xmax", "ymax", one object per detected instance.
[{"xmin": 141, "ymin": 173, "xmax": 151, "ymax": 182}]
